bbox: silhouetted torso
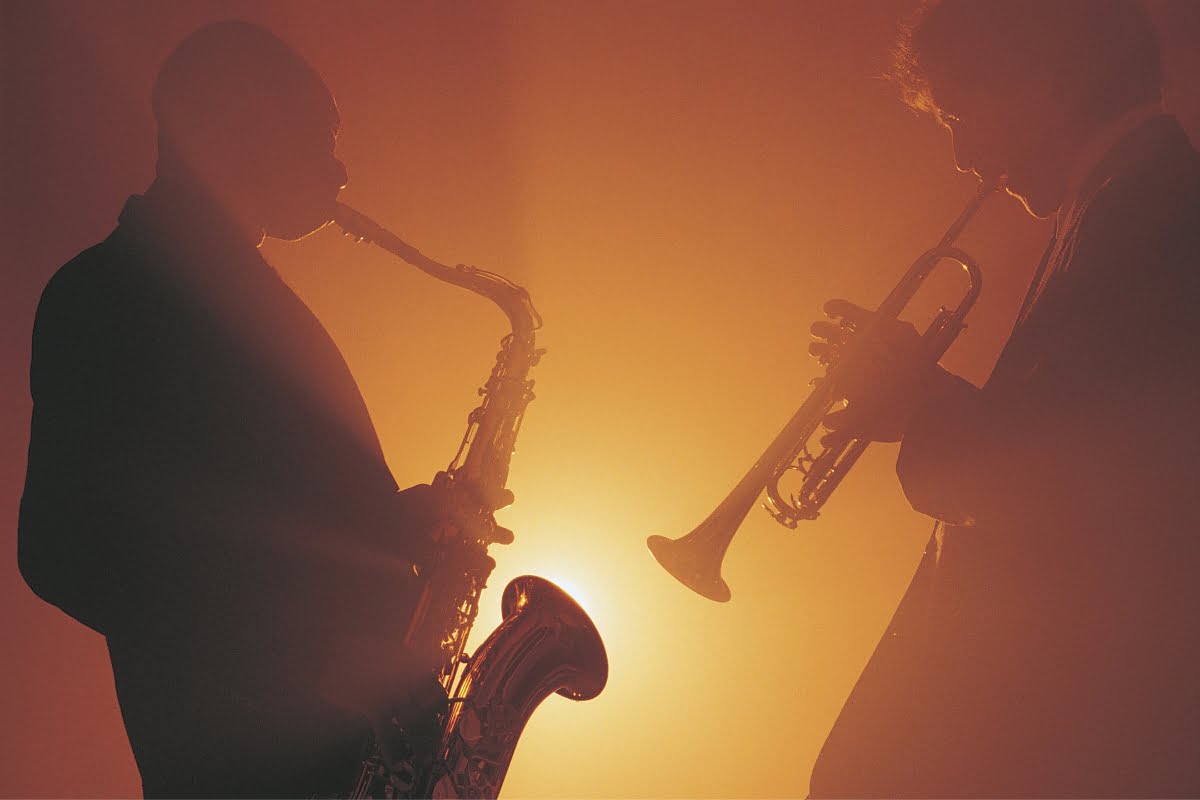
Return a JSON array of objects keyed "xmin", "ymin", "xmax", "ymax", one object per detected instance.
[
  {"xmin": 811, "ymin": 116, "xmax": 1200, "ymax": 797},
  {"xmin": 19, "ymin": 181, "xmax": 425, "ymax": 797}
]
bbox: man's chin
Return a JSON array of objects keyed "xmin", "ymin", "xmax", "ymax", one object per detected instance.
[
  {"xmin": 266, "ymin": 214, "xmax": 335, "ymax": 241},
  {"xmin": 1004, "ymin": 184, "xmax": 1059, "ymax": 220}
]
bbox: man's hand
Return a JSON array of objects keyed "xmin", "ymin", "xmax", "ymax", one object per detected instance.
[
  {"xmin": 393, "ymin": 481, "xmax": 515, "ymax": 575},
  {"xmin": 809, "ymin": 299, "xmax": 954, "ymax": 445},
  {"xmin": 399, "ymin": 481, "xmax": 514, "ymax": 540}
]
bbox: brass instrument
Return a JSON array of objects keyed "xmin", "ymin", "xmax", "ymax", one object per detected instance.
[
  {"xmin": 335, "ymin": 203, "xmax": 608, "ymax": 797},
  {"xmin": 646, "ymin": 182, "xmax": 998, "ymax": 602}
]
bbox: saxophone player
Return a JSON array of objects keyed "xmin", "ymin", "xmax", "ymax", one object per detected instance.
[
  {"xmin": 808, "ymin": 1, "xmax": 1200, "ymax": 796},
  {"xmin": 17, "ymin": 21, "xmax": 463, "ymax": 797}
]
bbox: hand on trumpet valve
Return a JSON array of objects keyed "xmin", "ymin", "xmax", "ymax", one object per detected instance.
[{"xmin": 808, "ymin": 298, "xmax": 938, "ymax": 446}]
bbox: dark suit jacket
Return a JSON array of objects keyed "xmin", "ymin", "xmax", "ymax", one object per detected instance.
[
  {"xmin": 810, "ymin": 115, "xmax": 1200, "ymax": 798},
  {"xmin": 19, "ymin": 181, "xmax": 433, "ymax": 797}
]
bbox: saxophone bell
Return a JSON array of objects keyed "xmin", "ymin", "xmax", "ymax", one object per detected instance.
[{"xmin": 431, "ymin": 576, "xmax": 607, "ymax": 799}]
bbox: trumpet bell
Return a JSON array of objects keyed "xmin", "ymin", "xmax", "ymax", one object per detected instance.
[{"xmin": 646, "ymin": 534, "xmax": 732, "ymax": 603}]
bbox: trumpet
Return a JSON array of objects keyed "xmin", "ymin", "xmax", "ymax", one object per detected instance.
[{"xmin": 646, "ymin": 180, "xmax": 999, "ymax": 602}]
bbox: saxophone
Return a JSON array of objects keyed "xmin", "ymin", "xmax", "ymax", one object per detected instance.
[{"xmin": 334, "ymin": 203, "xmax": 608, "ymax": 799}]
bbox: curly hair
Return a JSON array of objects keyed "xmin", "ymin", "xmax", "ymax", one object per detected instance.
[{"xmin": 890, "ymin": 0, "xmax": 1162, "ymax": 123}]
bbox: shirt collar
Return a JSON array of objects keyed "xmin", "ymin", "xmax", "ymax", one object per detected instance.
[{"xmin": 119, "ymin": 179, "xmax": 269, "ymax": 274}]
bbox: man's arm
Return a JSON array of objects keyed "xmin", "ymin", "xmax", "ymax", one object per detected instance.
[
  {"xmin": 18, "ymin": 263, "xmax": 144, "ymax": 635},
  {"xmin": 896, "ymin": 207, "xmax": 1200, "ymax": 533}
]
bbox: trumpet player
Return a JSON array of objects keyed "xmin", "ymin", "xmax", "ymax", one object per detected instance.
[{"xmin": 808, "ymin": 1, "xmax": 1200, "ymax": 796}]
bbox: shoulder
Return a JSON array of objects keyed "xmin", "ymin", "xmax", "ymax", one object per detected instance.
[
  {"xmin": 37, "ymin": 236, "xmax": 124, "ymax": 323},
  {"xmin": 35, "ymin": 223, "xmax": 164, "ymax": 334},
  {"xmin": 31, "ymin": 231, "xmax": 152, "ymax": 381},
  {"xmin": 1076, "ymin": 118, "xmax": 1200, "ymax": 266},
  {"xmin": 1065, "ymin": 118, "xmax": 1200, "ymax": 320}
]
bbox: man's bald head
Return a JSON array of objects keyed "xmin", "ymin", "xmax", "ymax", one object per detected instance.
[
  {"xmin": 154, "ymin": 21, "xmax": 338, "ymax": 155},
  {"xmin": 151, "ymin": 21, "xmax": 346, "ymax": 241}
]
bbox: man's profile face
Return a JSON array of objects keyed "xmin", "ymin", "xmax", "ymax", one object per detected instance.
[
  {"xmin": 153, "ymin": 22, "xmax": 349, "ymax": 243},
  {"xmin": 246, "ymin": 106, "xmax": 348, "ymax": 242},
  {"xmin": 932, "ymin": 78, "xmax": 1077, "ymax": 219}
]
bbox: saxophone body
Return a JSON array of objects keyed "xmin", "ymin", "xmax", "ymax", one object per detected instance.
[{"xmin": 334, "ymin": 203, "xmax": 608, "ymax": 798}]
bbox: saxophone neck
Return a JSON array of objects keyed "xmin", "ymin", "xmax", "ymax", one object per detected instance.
[
  {"xmin": 335, "ymin": 199, "xmax": 539, "ymax": 518},
  {"xmin": 334, "ymin": 200, "xmax": 542, "ymax": 338},
  {"xmin": 476, "ymin": 272, "xmax": 541, "ymax": 343}
]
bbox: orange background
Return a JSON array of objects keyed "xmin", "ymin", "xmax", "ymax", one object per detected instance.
[{"xmin": 3, "ymin": 2, "xmax": 1199, "ymax": 797}]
